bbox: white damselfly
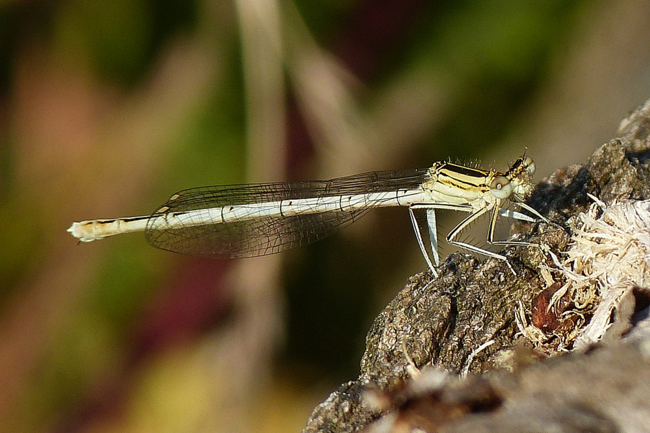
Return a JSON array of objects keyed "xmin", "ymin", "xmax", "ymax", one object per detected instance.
[{"xmin": 68, "ymin": 156, "xmax": 548, "ymax": 276}]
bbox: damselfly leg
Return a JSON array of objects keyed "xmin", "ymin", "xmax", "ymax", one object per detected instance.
[{"xmin": 411, "ymin": 198, "xmax": 548, "ymax": 276}]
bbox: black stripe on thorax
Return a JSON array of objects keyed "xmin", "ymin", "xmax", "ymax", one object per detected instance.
[
  {"xmin": 440, "ymin": 162, "xmax": 490, "ymax": 178},
  {"xmin": 436, "ymin": 163, "xmax": 491, "ymax": 190}
]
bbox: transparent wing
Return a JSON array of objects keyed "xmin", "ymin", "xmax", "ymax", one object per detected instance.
[{"xmin": 145, "ymin": 168, "xmax": 429, "ymax": 258}]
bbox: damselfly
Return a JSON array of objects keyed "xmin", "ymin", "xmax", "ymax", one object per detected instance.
[{"xmin": 68, "ymin": 156, "xmax": 547, "ymax": 276}]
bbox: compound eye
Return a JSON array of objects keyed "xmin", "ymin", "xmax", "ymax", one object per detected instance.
[
  {"xmin": 490, "ymin": 175, "xmax": 513, "ymax": 199},
  {"xmin": 522, "ymin": 156, "xmax": 536, "ymax": 176}
]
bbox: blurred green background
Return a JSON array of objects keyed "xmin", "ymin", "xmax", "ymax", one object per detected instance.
[{"xmin": 1, "ymin": 0, "xmax": 650, "ymax": 432}]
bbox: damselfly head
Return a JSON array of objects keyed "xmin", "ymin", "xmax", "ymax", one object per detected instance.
[{"xmin": 507, "ymin": 156, "xmax": 536, "ymax": 202}]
